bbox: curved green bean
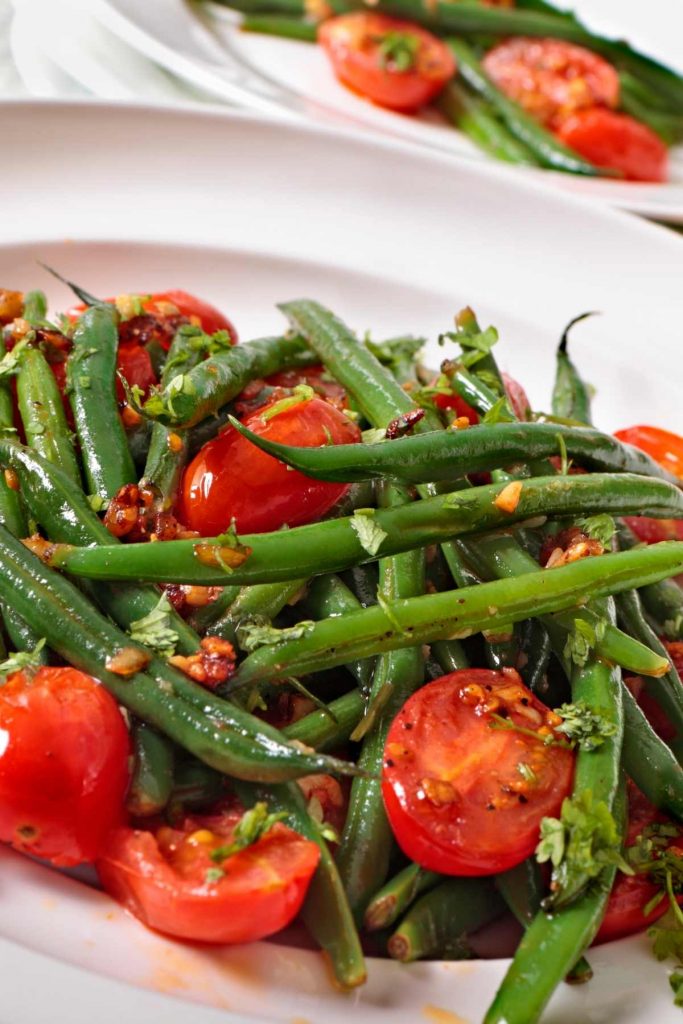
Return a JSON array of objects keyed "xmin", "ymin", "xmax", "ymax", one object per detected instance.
[{"xmin": 16, "ymin": 347, "xmax": 81, "ymax": 485}]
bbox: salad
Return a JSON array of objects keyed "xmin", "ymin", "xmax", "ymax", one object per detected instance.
[
  {"xmin": 209, "ymin": 0, "xmax": 683, "ymax": 183},
  {"xmin": 0, "ymin": 282, "xmax": 682, "ymax": 1022}
]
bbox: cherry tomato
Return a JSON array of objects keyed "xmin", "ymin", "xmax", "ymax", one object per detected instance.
[
  {"xmin": 265, "ymin": 366, "xmax": 348, "ymax": 409},
  {"xmin": 97, "ymin": 807, "xmax": 319, "ymax": 944},
  {"xmin": 482, "ymin": 37, "xmax": 619, "ymax": 128},
  {"xmin": 556, "ymin": 109, "xmax": 668, "ymax": 183},
  {"xmin": 67, "ymin": 290, "xmax": 238, "ymax": 347},
  {"xmin": 115, "ymin": 343, "xmax": 157, "ymax": 403},
  {"xmin": 0, "ymin": 667, "xmax": 130, "ymax": 867},
  {"xmin": 616, "ymin": 425, "xmax": 683, "ymax": 543},
  {"xmin": 595, "ymin": 783, "xmax": 680, "ymax": 943},
  {"xmin": 433, "ymin": 391, "xmax": 480, "ymax": 423},
  {"xmin": 297, "ymin": 774, "xmax": 347, "ymax": 837},
  {"xmin": 179, "ymin": 394, "xmax": 361, "ymax": 536},
  {"xmin": 319, "ymin": 13, "xmax": 456, "ymax": 113},
  {"xmin": 382, "ymin": 669, "xmax": 575, "ymax": 875}
]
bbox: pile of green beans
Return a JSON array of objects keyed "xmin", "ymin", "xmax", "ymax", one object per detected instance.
[{"xmin": 2, "ymin": 286, "xmax": 682, "ymax": 1017}]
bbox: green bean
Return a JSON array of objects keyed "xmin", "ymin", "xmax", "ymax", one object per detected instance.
[
  {"xmin": 618, "ymin": 521, "xmax": 683, "ymax": 641},
  {"xmin": 209, "ymin": 579, "xmax": 307, "ymax": 645},
  {"xmin": 364, "ymin": 863, "xmax": 441, "ymax": 932},
  {"xmin": 142, "ymin": 326, "xmax": 214, "ymax": 506},
  {"xmin": 21, "ymin": 289, "xmax": 48, "ymax": 324},
  {"xmin": 484, "ymin": 779, "xmax": 627, "ymax": 1024},
  {"xmin": 448, "ymin": 39, "xmax": 608, "ymax": 175},
  {"xmin": 0, "ymin": 438, "xmax": 199, "ymax": 655},
  {"xmin": 0, "ymin": 523, "xmax": 362, "ymax": 783},
  {"xmin": 140, "ymin": 334, "xmax": 317, "ymax": 428},
  {"xmin": 46, "ymin": 473, "xmax": 683, "ymax": 586},
  {"xmin": 0, "ymin": 338, "xmax": 28, "ymax": 539},
  {"xmin": 185, "ymin": 586, "xmax": 241, "ymax": 634},
  {"xmin": 516, "ymin": 617, "xmax": 553, "ymax": 694},
  {"xmin": 229, "ymin": 415, "xmax": 677, "ymax": 485},
  {"xmin": 302, "ymin": 574, "xmax": 375, "ymax": 694},
  {"xmin": 242, "ymin": 14, "xmax": 318, "ymax": 40},
  {"xmin": 337, "ymin": 485, "xmax": 425, "ymax": 920},
  {"xmin": 68, "ymin": 304, "xmax": 136, "ymax": 498},
  {"xmin": 437, "ymin": 79, "xmax": 540, "ymax": 166},
  {"xmin": 0, "ymin": 601, "xmax": 49, "ymax": 662},
  {"xmin": 432, "ymin": 637, "xmax": 469, "ymax": 674},
  {"xmin": 169, "ymin": 757, "xmax": 224, "ymax": 812},
  {"xmin": 282, "ymin": 688, "xmax": 364, "ymax": 750},
  {"xmin": 126, "ymin": 418, "xmax": 153, "ymax": 473},
  {"xmin": 16, "ymin": 348, "xmax": 81, "ymax": 486},
  {"xmin": 551, "ymin": 315, "xmax": 594, "ymax": 424},
  {"xmin": 388, "ymin": 878, "xmax": 504, "ymax": 962},
  {"xmin": 127, "ymin": 722, "xmax": 175, "ymax": 817},
  {"xmin": 231, "ymin": 544, "xmax": 683, "ymax": 686},
  {"xmin": 344, "ymin": 563, "xmax": 379, "ymax": 608},
  {"xmin": 456, "ymin": 533, "xmax": 670, "ymax": 679},
  {"xmin": 234, "ymin": 780, "xmax": 366, "ymax": 989},
  {"xmin": 621, "ymin": 682, "xmax": 683, "ymax": 821},
  {"xmin": 213, "ymin": 0, "xmax": 305, "ymax": 14},
  {"xmin": 619, "ymin": 72, "xmax": 683, "ymax": 144},
  {"xmin": 616, "ymin": 588, "xmax": 683, "ymax": 760}
]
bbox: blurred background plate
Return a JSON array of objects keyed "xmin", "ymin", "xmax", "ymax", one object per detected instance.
[
  {"xmin": 87, "ymin": 0, "xmax": 683, "ymax": 220},
  {"xmin": 0, "ymin": 100, "xmax": 681, "ymax": 1024}
]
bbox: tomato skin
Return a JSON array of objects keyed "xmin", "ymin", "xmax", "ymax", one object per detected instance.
[
  {"xmin": 143, "ymin": 290, "xmax": 237, "ymax": 343},
  {"xmin": 319, "ymin": 13, "xmax": 456, "ymax": 113},
  {"xmin": 97, "ymin": 810, "xmax": 319, "ymax": 944},
  {"xmin": 595, "ymin": 784, "xmax": 678, "ymax": 943},
  {"xmin": 556, "ymin": 109, "xmax": 668, "ymax": 183},
  {"xmin": 616, "ymin": 426, "xmax": 683, "ymax": 543},
  {"xmin": 502, "ymin": 372, "xmax": 532, "ymax": 421},
  {"xmin": 434, "ymin": 391, "xmax": 479, "ymax": 422},
  {"xmin": 382, "ymin": 669, "xmax": 575, "ymax": 876},
  {"xmin": 115, "ymin": 343, "xmax": 157, "ymax": 403},
  {"xmin": 482, "ymin": 37, "xmax": 619, "ymax": 128},
  {"xmin": 0, "ymin": 667, "xmax": 130, "ymax": 867},
  {"xmin": 179, "ymin": 395, "xmax": 361, "ymax": 536}
]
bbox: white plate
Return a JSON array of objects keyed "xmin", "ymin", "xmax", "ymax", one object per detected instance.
[
  {"xmin": 0, "ymin": 100, "xmax": 682, "ymax": 1024},
  {"xmin": 89, "ymin": 0, "xmax": 683, "ymax": 221}
]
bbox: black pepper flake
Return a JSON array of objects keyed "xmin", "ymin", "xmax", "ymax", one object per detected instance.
[
  {"xmin": 403, "ymin": 722, "xmax": 414, "ymax": 730},
  {"xmin": 518, "ymin": 794, "xmax": 528, "ymax": 804},
  {"xmin": 385, "ymin": 758, "xmax": 395, "ymax": 768}
]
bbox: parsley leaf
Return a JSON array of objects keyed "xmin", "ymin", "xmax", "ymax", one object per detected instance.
[
  {"xmin": 439, "ymin": 308, "xmax": 499, "ymax": 370},
  {"xmin": 375, "ymin": 31, "xmax": 420, "ymax": 72},
  {"xmin": 670, "ymin": 969, "xmax": 683, "ymax": 1007},
  {"xmin": 563, "ymin": 616, "xmax": 607, "ymax": 669},
  {"xmin": 260, "ymin": 384, "xmax": 315, "ymax": 422},
  {"xmin": 350, "ymin": 509, "xmax": 387, "ymax": 556},
  {"xmin": 481, "ymin": 396, "xmax": 510, "ymax": 425},
  {"xmin": 576, "ymin": 514, "xmax": 615, "ymax": 549},
  {"xmin": 210, "ymin": 802, "xmax": 287, "ymax": 862},
  {"xmin": 236, "ymin": 616, "xmax": 315, "ymax": 653},
  {"xmin": 554, "ymin": 700, "xmax": 617, "ymax": 752},
  {"xmin": 536, "ymin": 790, "xmax": 630, "ymax": 909},
  {"xmin": 0, "ymin": 638, "xmax": 46, "ymax": 682},
  {"xmin": 365, "ymin": 334, "xmax": 426, "ymax": 369},
  {"xmin": 127, "ymin": 595, "xmax": 179, "ymax": 657}
]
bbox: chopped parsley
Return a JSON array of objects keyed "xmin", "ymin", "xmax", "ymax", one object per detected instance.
[
  {"xmin": 127, "ymin": 594, "xmax": 179, "ymax": 657},
  {"xmin": 563, "ymin": 616, "xmax": 607, "ymax": 669},
  {"xmin": 376, "ymin": 30, "xmax": 420, "ymax": 72},
  {"xmin": 576, "ymin": 514, "xmax": 615, "ymax": 549},
  {"xmin": 210, "ymin": 802, "xmax": 287, "ymax": 863},
  {"xmin": 260, "ymin": 384, "xmax": 315, "ymax": 422},
  {"xmin": 0, "ymin": 638, "xmax": 47, "ymax": 682},
  {"xmin": 554, "ymin": 699, "xmax": 617, "ymax": 752},
  {"xmin": 350, "ymin": 508, "xmax": 387, "ymax": 556},
  {"xmin": 236, "ymin": 617, "xmax": 315, "ymax": 653}
]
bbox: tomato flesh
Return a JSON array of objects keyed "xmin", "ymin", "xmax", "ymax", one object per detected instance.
[
  {"xmin": 67, "ymin": 290, "xmax": 237, "ymax": 346},
  {"xmin": 556, "ymin": 109, "xmax": 668, "ymax": 182},
  {"xmin": 0, "ymin": 667, "xmax": 130, "ymax": 866},
  {"xmin": 482, "ymin": 37, "xmax": 619, "ymax": 128},
  {"xmin": 596, "ymin": 784, "xmax": 680, "ymax": 943},
  {"xmin": 115, "ymin": 343, "xmax": 157, "ymax": 402},
  {"xmin": 179, "ymin": 394, "xmax": 361, "ymax": 535},
  {"xmin": 319, "ymin": 13, "xmax": 456, "ymax": 113},
  {"xmin": 382, "ymin": 669, "xmax": 575, "ymax": 875},
  {"xmin": 616, "ymin": 425, "xmax": 683, "ymax": 543},
  {"xmin": 97, "ymin": 808, "xmax": 319, "ymax": 944}
]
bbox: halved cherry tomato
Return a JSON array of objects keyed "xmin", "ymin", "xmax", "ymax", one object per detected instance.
[
  {"xmin": 115, "ymin": 343, "xmax": 157, "ymax": 403},
  {"xmin": 0, "ymin": 667, "xmax": 130, "ymax": 867},
  {"xmin": 482, "ymin": 37, "xmax": 619, "ymax": 128},
  {"xmin": 556, "ymin": 109, "xmax": 668, "ymax": 183},
  {"xmin": 67, "ymin": 290, "xmax": 238, "ymax": 347},
  {"xmin": 616, "ymin": 425, "xmax": 683, "ymax": 543},
  {"xmin": 97, "ymin": 807, "xmax": 319, "ymax": 944},
  {"xmin": 595, "ymin": 783, "xmax": 680, "ymax": 943},
  {"xmin": 319, "ymin": 13, "xmax": 456, "ymax": 113},
  {"xmin": 382, "ymin": 668, "xmax": 575, "ymax": 875},
  {"xmin": 178, "ymin": 394, "xmax": 361, "ymax": 536},
  {"xmin": 433, "ymin": 390, "xmax": 480, "ymax": 422}
]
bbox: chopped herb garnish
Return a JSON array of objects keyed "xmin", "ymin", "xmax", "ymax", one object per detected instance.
[
  {"xmin": 210, "ymin": 802, "xmax": 287, "ymax": 863},
  {"xmin": 554, "ymin": 699, "xmax": 617, "ymax": 752},
  {"xmin": 563, "ymin": 616, "xmax": 607, "ymax": 669},
  {"xmin": 350, "ymin": 509, "xmax": 387, "ymax": 556},
  {"xmin": 0, "ymin": 638, "xmax": 46, "ymax": 682},
  {"xmin": 127, "ymin": 594, "xmax": 179, "ymax": 657},
  {"xmin": 576, "ymin": 514, "xmax": 615, "ymax": 549},
  {"xmin": 236, "ymin": 617, "xmax": 316, "ymax": 653},
  {"xmin": 376, "ymin": 30, "xmax": 420, "ymax": 72},
  {"xmin": 260, "ymin": 384, "xmax": 315, "ymax": 422}
]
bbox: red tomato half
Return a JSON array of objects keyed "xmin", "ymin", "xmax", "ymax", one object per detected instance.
[
  {"xmin": 67, "ymin": 290, "xmax": 238, "ymax": 346},
  {"xmin": 97, "ymin": 809, "xmax": 319, "ymax": 944},
  {"xmin": 319, "ymin": 13, "xmax": 455, "ymax": 113},
  {"xmin": 556, "ymin": 109, "xmax": 668, "ymax": 183},
  {"xmin": 266, "ymin": 366, "xmax": 348, "ymax": 409},
  {"xmin": 179, "ymin": 394, "xmax": 360, "ymax": 535},
  {"xmin": 616, "ymin": 425, "xmax": 683, "ymax": 543},
  {"xmin": 596, "ymin": 784, "xmax": 680, "ymax": 943},
  {"xmin": 382, "ymin": 669, "xmax": 575, "ymax": 875},
  {"xmin": 116, "ymin": 343, "xmax": 157, "ymax": 402},
  {"xmin": 482, "ymin": 37, "xmax": 619, "ymax": 128},
  {"xmin": 0, "ymin": 667, "xmax": 130, "ymax": 866}
]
